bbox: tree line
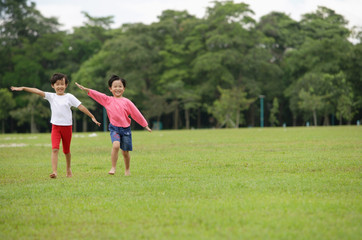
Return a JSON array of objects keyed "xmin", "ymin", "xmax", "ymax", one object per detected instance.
[{"xmin": 1, "ymin": 0, "xmax": 361, "ymax": 133}]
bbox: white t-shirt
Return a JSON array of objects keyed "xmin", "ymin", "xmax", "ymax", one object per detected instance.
[{"xmin": 44, "ymin": 92, "xmax": 81, "ymax": 126}]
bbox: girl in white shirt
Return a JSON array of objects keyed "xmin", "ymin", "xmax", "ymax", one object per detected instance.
[{"xmin": 11, "ymin": 73, "xmax": 101, "ymax": 179}]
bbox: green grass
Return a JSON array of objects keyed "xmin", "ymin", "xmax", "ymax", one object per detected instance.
[{"xmin": 0, "ymin": 126, "xmax": 361, "ymax": 239}]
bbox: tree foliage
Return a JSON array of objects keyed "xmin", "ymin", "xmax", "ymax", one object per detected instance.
[{"xmin": 1, "ymin": 1, "xmax": 361, "ymax": 132}]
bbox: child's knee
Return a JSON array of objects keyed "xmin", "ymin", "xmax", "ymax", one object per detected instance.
[
  {"xmin": 52, "ymin": 148, "xmax": 59, "ymax": 154},
  {"xmin": 112, "ymin": 141, "xmax": 120, "ymax": 150}
]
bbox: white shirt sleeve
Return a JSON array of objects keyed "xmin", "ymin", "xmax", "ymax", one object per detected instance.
[
  {"xmin": 44, "ymin": 92, "xmax": 52, "ymax": 101},
  {"xmin": 67, "ymin": 93, "xmax": 81, "ymax": 108}
]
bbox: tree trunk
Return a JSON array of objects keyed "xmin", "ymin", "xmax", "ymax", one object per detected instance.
[
  {"xmin": 347, "ymin": 109, "xmax": 352, "ymax": 125},
  {"xmin": 173, "ymin": 104, "xmax": 179, "ymax": 129},
  {"xmin": 197, "ymin": 108, "xmax": 201, "ymax": 129},
  {"xmin": 323, "ymin": 113, "xmax": 329, "ymax": 126},
  {"xmin": 228, "ymin": 114, "xmax": 236, "ymax": 128},
  {"xmin": 250, "ymin": 104, "xmax": 255, "ymax": 127},
  {"xmin": 235, "ymin": 106, "xmax": 240, "ymax": 128},
  {"xmin": 82, "ymin": 115, "xmax": 88, "ymax": 132},
  {"xmin": 30, "ymin": 106, "xmax": 38, "ymax": 133},
  {"xmin": 293, "ymin": 114, "xmax": 297, "ymax": 126},
  {"xmin": 185, "ymin": 108, "xmax": 190, "ymax": 129},
  {"xmin": 313, "ymin": 110, "xmax": 317, "ymax": 126}
]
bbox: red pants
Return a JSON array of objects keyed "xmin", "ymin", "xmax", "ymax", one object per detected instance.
[{"xmin": 51, "ymin": 125, "xmax": 72, "ymax": 154}]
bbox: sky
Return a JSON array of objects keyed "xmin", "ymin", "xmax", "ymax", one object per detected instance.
[{"xmin": 33, "ymin": 0, "xmax": 361, "ymax": 31}]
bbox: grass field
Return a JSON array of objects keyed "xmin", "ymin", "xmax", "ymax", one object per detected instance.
[{"xmin": 0, "ymin": 126, "xmax": 361, "ymax": 239}]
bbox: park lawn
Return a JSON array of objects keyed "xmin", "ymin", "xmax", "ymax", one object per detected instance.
[{"xmin": 0, "ymin": 126, "xmax": 361, "ymax": 239}]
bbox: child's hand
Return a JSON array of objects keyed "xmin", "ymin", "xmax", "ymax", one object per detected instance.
[
  {"xmin": 75, "ymin": 82, "xmax": 88, "ymax": 91},
  {"xmin": 145, "ymin": 126, "xmax": 152, "ymax": 132},
  {"xmin": 11, "ymin": 86, "xmax": 23, "ymax": 91},
  {"xmin": 92, "ymin": 117, "xmax": 101, "ymax": 126}
]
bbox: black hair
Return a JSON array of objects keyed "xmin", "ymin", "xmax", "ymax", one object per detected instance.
[
  {"xmin": 108, "ymin": 75, "xmax": 126, "ymax": 88},
  {"xmin": 50, "ymin": 73, "xmax": 68, "ymax": 85}
]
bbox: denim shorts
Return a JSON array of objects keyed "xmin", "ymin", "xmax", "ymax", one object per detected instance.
[{"xmin": 109, "ymin": 123, "xmax": 132, "ymax": 151}]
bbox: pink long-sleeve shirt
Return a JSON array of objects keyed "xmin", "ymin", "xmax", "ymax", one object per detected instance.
[{"xmin": 88, "ymin": 89, "xmax": 148, "ymax": 128}]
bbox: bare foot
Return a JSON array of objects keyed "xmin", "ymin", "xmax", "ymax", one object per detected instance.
[
  {"xmin": 108, "ymin": 168, "xmax": 116, "ymax": 175},
  {"xmin": 49, "ymin": 173, "xmax": 57, "ymax": 179},
  {"xmin": 125, "ymin": 170, "xmax": 131, "ymax": 176},
  {"xmin": 66, "ymin": 169, "xmax": 73, "ymax": 178}
]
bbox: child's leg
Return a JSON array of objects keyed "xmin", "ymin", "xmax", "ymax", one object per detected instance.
[
  {"xmin": 50, "ymin": 125, "xmax": 61, "ymax": 178},
  {"xmin": 65, "ymin": 153, "xmax": 72, "ymax": 177},
  {"xmin": 119, "ymin": 127, "xmax": 132, "ymax": 176},
  {"xmin": 61, "ymin": 126, "xmax": 72, "ymax": 177},
  {"xmin": 50, "ymin": 148, "xmax": 59, "ymax": 178},
  {"xmin": 109, "ymin": 141, "xmax": 120, "ymax": 175},
  {"xmin": 122, "ymin": 150, "xmax": 130, "ymax": 176}
]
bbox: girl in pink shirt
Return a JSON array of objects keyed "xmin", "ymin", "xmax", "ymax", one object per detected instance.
[{"xmin": 76, "ymin": 75, "xmax": 151, "ymax": 176}]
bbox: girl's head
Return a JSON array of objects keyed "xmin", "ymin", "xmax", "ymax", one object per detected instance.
[
  {"xmin": 108, "ymin": 75, "xmax": 127, "ymax": 98},
  {"xmin": 108, "ymin": 75, "xmax": 126, "ymax": 88},
  {"xmin": 50, "ymin": 73, "xmax": 68, "ymax": 95},
  {"xmin": 51, "ymin": 73, "xmax": 69, "ymax": 85}
]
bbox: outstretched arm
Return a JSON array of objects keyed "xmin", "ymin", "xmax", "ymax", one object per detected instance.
[
  {"xmin": 75, "ymin": 82, "xmax": 90, "ymax": 93},
  {"xmin": 78, "ymin": 104, "xmax": 101, "ymax": 126},
  {"xmin": 11, "ymin": 86, "xmax": 45, "ymax": 98},
  {"xmin": 144, "ymin": 126, "xmax": 152, "ymax": 132},
  {"xmin": 77, "ymin": 83, "xmax": 109, "ymax": 107},
  {"xmin": 127, "ymin": 100, "xmax": 151, "ymax": 132}
]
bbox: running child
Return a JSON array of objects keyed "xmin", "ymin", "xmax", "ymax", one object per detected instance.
[
  {"xmin": 75, "ymin": 75, "xmax": 151, "ymax": 176},
  {"xmin": 11, "ymin": 73, "xmax": 101, "ymax": 178}
]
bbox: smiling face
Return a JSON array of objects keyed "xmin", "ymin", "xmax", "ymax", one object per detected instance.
[
  {"xmin": 109, "ymin": 80, "xmax": 125, "ymax": 98},
  {"xmin": 51, "ymin": 78, "xmax": 68, "ymax": 95}
]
